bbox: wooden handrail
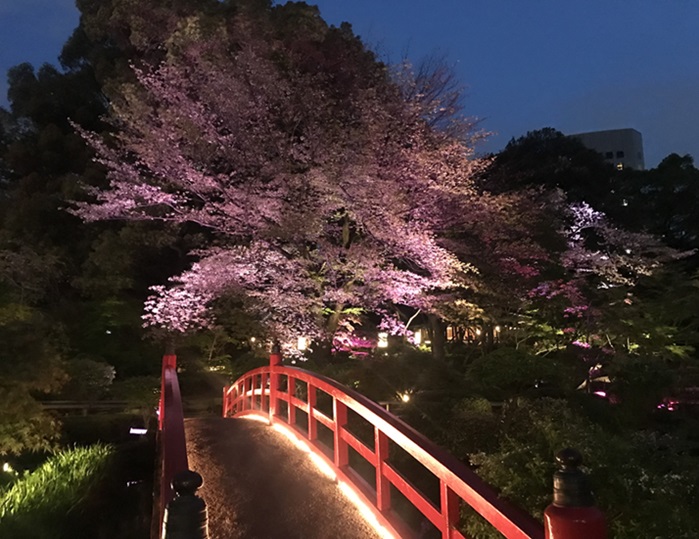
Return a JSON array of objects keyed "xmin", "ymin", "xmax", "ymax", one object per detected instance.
[
  {"xmin": 158, "ymin": 355, "xmax": 190, "ymax": 535},
  {"xmin": 161, "ymin": 366, "xmax": 189, "ymax": 505},
  {"xmin": 223, "ymin": 363, "xmax": 544, "ymax": 539}
]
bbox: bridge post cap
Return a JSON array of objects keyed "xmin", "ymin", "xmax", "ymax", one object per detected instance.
[
  {"xmin": 555, "ymin": 447, "xmax": 583, "ymax": 469},
  {"xmin": 552, "ymin": 448, "xmax": 595, "ymax": 508},
  {"xmin": 172, "ymin": 470, "xmax": 203, "ymax": 496}
]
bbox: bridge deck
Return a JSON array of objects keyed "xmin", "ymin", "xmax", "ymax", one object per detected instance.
[{"xmin": 185, "ymin": 417, "xmax": 381, "ymax": 539}]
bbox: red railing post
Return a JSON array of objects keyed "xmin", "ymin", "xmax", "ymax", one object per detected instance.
[
  {"xmin": 375, "ymin": 429, "xmax": 391, "ymax": 512},
  {"xmin": 222, "ymin": 385, "xmax": 229, "ymax": 417},
  {"xmin": 440, "ymin": 482, "xmax": 460, "ymax": 539},
  {"xmin": 160, "ymin": 354, "xmax": 177, "ymax": 431},
  {"xmin": 237, "ymin": 379, "xmax": 244, "ymax": 413},
  {"xmin": 307, "ymin": 385, "xmax": 317, "ymax": 442},
  {"xmin": 269, "ymin": 344, "xmax": 282, "ymax": 421},
  {"xmin": 287, "ymin": 375, "xmax": 296, "ymax": 426},
  {"xmin": 262, "ymin": 371, "xmax": 270, "ymax": 413},
  {"xmin": 333, "ymin": 399, "xmax": 349, "ymax": 469},
  {"xmin": 544, "ymin": 448, "xmax": 607, "ymax": 539},
  {"xmin": 245, "ymin": 376, "xmax": 252, "ymax": 411},
  {"xmin": 253, "ymin": 373, "xmax": 265, "ymax": 410}
]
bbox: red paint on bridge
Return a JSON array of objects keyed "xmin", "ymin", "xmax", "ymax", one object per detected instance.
[
  {"xmin": 224, "ymin": 363, "xmax": 545, "ymax": 539},
  {"xmin": 158, "ymin": 354, "xmax": 189, "ymax": 534},
  {"xmin": 159, "ymin": 353, "xmax": 606, "ymax": 538}
]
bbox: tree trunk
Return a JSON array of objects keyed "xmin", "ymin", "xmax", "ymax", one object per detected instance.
[
  {"xmin": 326, "ymin": 302, "xmax": 344, "ymax": 336},
  {"xmin": 428, "ymin": 314, "xmax": 446, "ymax": 361}
]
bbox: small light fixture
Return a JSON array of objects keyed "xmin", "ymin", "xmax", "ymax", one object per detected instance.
[
  {"xmin": 413, "ymin": 329, "xmax": 422, "ymax": 346},
  {"xmin": 400, "ymin": 392, "xmax": 411, "ymax": 403},
  {"xmin": 250, "ymin": 336, "xmax": 256, "ymax": 343},
  {"xmin": 377, "ymin": 332, "xmax": 389, "ymax": 348},
  {"xmin": 297, "ymin": 336, "xmax": 308, "ymax": 351},
  {"xmin": 475, "ymin": 328, "xmax": 482, "ymax": 336},
  {"xmin": 494, "ymin": 325, "xmax": 501, "ymax": 333}
]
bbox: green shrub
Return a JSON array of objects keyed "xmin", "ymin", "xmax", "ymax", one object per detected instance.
[
  {"xmin": 464, "ymin": 398, "xmax": 699, "ymax": 539},
  {"xmin": 110, "ymin": 376, "xmax": 160, "ymax": 427},
  {"xmin": 60, "ymin": 358, "xmax": 116, "ymax": 401},
  {"xmin": 308, "ymin": 348, "xmax": 465, "ymax": 405},
  {"xmin": 0, "ymin": 444, "xmax": 113, "ymax": 538},
  {"xmin": 466, "ymin": 348, "xmax": 573, "ymax": 400},
  {"xmin": 607, "ymin": 355, "xmax": 677, "ymax": 425},
  {"xmin": 440, "ymin": 398, "xmax": 500, "ymax": 460}
]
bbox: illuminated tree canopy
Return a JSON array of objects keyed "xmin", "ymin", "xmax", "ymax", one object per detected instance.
[
  {"xmin": 72, "ymin": 3, "xmax": 510, "ymax": 348},
  {"xmin": 73, "ymin": 1, "xmax": 682, "ymax": 357}
]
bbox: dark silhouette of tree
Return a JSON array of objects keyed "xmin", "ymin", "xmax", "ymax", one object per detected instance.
[
  {"xmin": 610, "ymin": 153, "xmax": 699, "ymax": 254},
  {"xmin": 481, "ymin": 127, "xmax": 617, "ymax": 209}
]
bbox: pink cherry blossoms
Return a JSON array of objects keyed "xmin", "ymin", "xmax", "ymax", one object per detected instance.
[
  {"xmin": 562, "ymin": 202, "xmax": 682, "ymax": 287},
  {"xmin": 73, "ymin": 15, "xmax": 491, "ymax": 346}
]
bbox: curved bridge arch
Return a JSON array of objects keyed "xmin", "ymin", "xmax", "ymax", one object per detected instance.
[{"xmin": 223, "ymin": 363, "xmax": 544, "ymax": 539}]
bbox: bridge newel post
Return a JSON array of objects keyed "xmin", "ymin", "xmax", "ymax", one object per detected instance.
[
  {"xmin": 222, "ymin": 385, "xmax": 229, "ymax": 418},
  {"xmin": 269, "ymin": 343, "xmax": 282, "ymax": 421},
  {"xmin": 544, "ymin": 448, "xmax": 607, "ymax": 539},
  {"xmin": 162, "ymin": 470, "xmax": 209, "ymax": 539},
  {"xmin": 160, "ymin": 353, "xmax": 177, "ymax": 431}
]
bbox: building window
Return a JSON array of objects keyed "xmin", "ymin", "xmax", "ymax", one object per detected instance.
[
  {"xmin": 616, "ymin": 151, "xmax": 625, "ymax": 158},
  {"xmin": 605, "ymin": 151, "xmax": 613, "ymax": 159}
]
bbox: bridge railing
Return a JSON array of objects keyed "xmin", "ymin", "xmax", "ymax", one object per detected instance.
[
  {"xmin": 157, "ymin": 354, "xmax": 208, "ymax": 539},
  {"xmin": 159, "ymin": 354, "xmax": 189, "ymax": 523},
  {"xmin": 223, "ymin": 352, "xmax": 547, "ymax": 539}
]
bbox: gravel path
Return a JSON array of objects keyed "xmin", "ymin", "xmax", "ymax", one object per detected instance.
[{"xmin": 185, "ymin": 417, "xmax": 381, "ymax": 539}]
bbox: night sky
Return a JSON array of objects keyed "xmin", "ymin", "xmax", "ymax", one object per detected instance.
[{"xmin": 2, "ymin": 0, "xmax": 698, "ymax": 167}]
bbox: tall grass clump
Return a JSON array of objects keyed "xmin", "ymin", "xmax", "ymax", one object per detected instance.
[{"xmin": 0, "ymin": 444, "xmax": 113, "ymax": 538}]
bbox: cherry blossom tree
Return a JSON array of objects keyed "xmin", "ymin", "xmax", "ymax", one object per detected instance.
[
  {"xmin": 515, "ymin": 197, "xmax": 687, "ymax": 357},
  {"xmin": 74, "ymin": 3, "xmax": 681, "ymax": 359},
  {"xmin": 73, "ymin": 7, "xmax": 493, "ymax": 352}
]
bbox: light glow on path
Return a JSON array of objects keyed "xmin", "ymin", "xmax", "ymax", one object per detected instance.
[{"xmin": 241, "ymin": 415, "xmax": 397, "ymax": 539}]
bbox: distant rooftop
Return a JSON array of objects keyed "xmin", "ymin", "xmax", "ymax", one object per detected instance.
[{"xmin": 570, "ymin": 128, "xmax": 645, "ymax": 171}]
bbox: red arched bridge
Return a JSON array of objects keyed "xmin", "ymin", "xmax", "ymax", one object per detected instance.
[{"xmin": 157, "ymin": 351, "xmax": 607, "ymax": 539}]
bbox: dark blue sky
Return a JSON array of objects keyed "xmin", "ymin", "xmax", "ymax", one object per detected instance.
[{"xmin": 2, "ymin": 0, "xmax": 698, "ymax": 167}]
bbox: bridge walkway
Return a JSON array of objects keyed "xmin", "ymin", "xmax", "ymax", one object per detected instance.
[{"xmin": 185, "ymin": 416, "xmax": 381, "ymax": 539}]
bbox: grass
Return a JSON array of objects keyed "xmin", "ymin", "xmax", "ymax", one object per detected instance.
[{"xmin": 0, "ymin": 444, "xmax": 113, "ymax": 539}]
